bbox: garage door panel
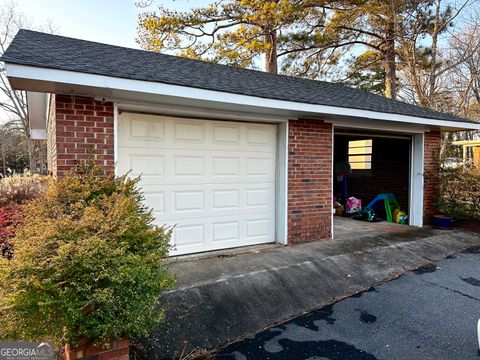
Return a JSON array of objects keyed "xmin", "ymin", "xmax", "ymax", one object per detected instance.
[
  {"xmin": 119, "ymin": 113, "xmax": 166, "ymax": 144},
  {"xmin": 246, "ymin": 187, "xmax": 275, "ymax": 208},
  {"xmin": 127, "ymin": 154, "xmax": 165, "ymax": 176},
  {"xmin": 173, "ymin": 190, "xmax": 205, "ymax": 212},
  {"xmin": 119, "ymin": 113, "xmax": 277, "ymax": 255},
  {"xmin": 212, "ymin": 221, "xmax": 240, "ymax": 243},
  {"xmin": 120, "ymin": 150, "xmax": 275, "ymax": 184},
  {"xmin": 174, "ymin": 155, "xmax": 205, "ymax": 177},
  {"xmin": 167, "ymin": 213, "xmax": 276, "ymax": 254},
  {"xmin": 213, "ymin": 124, "xmax": 241, "ymax": 144},
  {"xmin": 174, "ymin": 121, "xmax": 205, "ymax": 142},
  {"xmin": 121, "ymin": 114, "xmax": 276, "ymax": 153},
  {"xmin": 246, "ymin": 157, "xmax": 275, "ymax": 176},
  {"xmin": 143, "ymin": 192, "xmax": 165, "ymax": 214},
  {"xmin": 212, "ymin": 156, "xmax": 240, "ymax": 176},
  {"xmin": 246, "ymin": 218, "xmax": 273, "ymax": 240},
  {"xmin": 247, "ymin": 127, "xmax": 272, "ymax": 145},
  {"xmin": 130, "ymin": 117, "xmax": 165, "ymax": 140},
  {"xmin": 173, "ymin": 223, "xmax": 205, "ymax": 247},
  {"xmin": 140, "ymin": 183, "xmax": 274, "ymax": 219},
  {"xmin": 212, "ymin": 189, "xmax": 240, "ymax": 210}
]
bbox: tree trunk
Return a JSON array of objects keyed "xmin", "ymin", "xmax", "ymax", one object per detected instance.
[
  {"xmin": 428, "ymin": 0, "xmax": 441, "ymax": 105},
  {"xmin": 265, "ymin": 29, "xmax": 278, "ymax": 74},
  {"xmin": 412, "ymin": 67, "xmax": 429, "ymax": 107},
  {"xmin": 384, "ymin": 20, "xmax": 396, "ymax": 99}
]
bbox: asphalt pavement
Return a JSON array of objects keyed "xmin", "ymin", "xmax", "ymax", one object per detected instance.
[{"xmin": 213, "ymin": 246, "xmax": 480, "ymax": 360}]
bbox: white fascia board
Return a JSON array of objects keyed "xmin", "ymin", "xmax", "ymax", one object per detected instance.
[
  {"xmin": 116, "ymin": 101, "xmax": 289, "ymax": 123},
  {"xmin": 7, "ymin": 63, "xmax": 480, "ymax": 131},
  {"xmin": 327, "ymin": 117, "xmax": 427, "ymax": 134}
]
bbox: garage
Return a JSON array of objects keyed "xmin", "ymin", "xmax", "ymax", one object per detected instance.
[
  {"xmin": 117, "ymin": 112, "xmax": 277, "ymax": 255},
  {"xmin": 333, "ymin": 129, "xmax": 413, "ymax": 236}
]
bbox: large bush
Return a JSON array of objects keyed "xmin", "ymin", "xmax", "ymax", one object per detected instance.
[
  {"xmin": 437, "ymin": 166, "xmax": 480, "ymax": 220},
  {"xmin": 0, "ymin": 164, "xmax": 175, "ymax": 347}
]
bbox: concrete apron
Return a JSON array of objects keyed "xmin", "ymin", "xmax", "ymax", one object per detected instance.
[{"xmin": 131, "ymin": 228, "xmax": 480, "ymax": 359}]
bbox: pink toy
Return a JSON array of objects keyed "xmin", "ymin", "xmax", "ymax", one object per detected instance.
[{"xmin": 345, "ymin": 197, "xmax": 362, "ymax": 215}]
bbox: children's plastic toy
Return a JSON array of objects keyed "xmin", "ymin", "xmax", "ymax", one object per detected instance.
[
  {"xmin": 366, "ymin": 193, "xmax": 399, "ymax": 222},
  {"xmin": 393, "ymin": 208, "xmax": 408, "ymax": 224},
  {"xmin": 345, "ymin": 197, "xmax": 362, "ymax": 215}
]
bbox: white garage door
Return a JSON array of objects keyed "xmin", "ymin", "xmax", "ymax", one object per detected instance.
[{"xmin": 118, "ymin": 113, "xmax": 277, "ymax": 255}]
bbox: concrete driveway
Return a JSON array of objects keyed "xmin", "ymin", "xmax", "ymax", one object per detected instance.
[
  {"xmin": 131, "ymin": 228, "xmax": 480, "ymax": 359},
  {"xmin": 213, "ymin": 247, "xmax": 480, "ymax": 360}
]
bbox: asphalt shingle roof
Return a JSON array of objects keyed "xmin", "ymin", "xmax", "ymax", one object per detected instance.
[{"xmin": 1, "ymin": 29, "xmax": 475, "ymax": 124}]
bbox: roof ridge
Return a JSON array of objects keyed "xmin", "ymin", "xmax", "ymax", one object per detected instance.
[
  {"xmin": 2, "ymin": 29, "xmax": 475, "ymax": 125},
  {"xmin": 11, "ymin": 30, "xmax": 385, "ymax": 94}
]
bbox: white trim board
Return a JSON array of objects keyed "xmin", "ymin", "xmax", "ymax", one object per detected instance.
[
  {"xmin": 327, "ymin": 117, "xmax": 427, "ymax": 134},
  {"xmin": 409, "ymin": 133, "xmax": 425, "ymax": 227},
  {"xmin": 276, "ymin": 121, "xmax": 289, "ymax": 245},
  {"xmin": 113, "ymin": 103, "xmax": 119, "ymax": 176},
  {"xmin": 7, "ymin": 63, "xmax": 480, "ymax": 132},
  {"xmin": 331, "ymin": 124, "xmax": 335, "ymax": 240},
  {"xmin": 117, "ymin": 102, "xmax": 289, "ymax": 124}
]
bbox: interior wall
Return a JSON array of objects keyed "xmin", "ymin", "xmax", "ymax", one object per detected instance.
[{"xmin": 334, "ymin": 134, "xmax": 411, "ymax": 212}]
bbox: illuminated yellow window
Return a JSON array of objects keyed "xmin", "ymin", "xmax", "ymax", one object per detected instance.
[{"xmin": 348, "ymin": 139, "xmax": 372, "ymax": 170}]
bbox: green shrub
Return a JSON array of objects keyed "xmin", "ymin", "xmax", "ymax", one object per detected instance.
[
  {"xmin": 437, "ymin": 166, "xmax": 480, "ymax": 220},
  {"xmin": 0, "ymin": 163, "xmax": 175, "ymax": 347},
  {"xmin": 0, "ymin": 172, "xmax": 49, "ymax": 205}
]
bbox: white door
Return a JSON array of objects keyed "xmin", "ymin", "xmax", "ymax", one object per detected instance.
[{"xmin": 118, "ymin": 113, "xmax": 277, "ymax": 255}]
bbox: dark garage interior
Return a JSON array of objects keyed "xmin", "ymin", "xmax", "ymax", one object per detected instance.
[{"xmin": 333, "ymin": 131, "xmax": 411, "ymax": 223}]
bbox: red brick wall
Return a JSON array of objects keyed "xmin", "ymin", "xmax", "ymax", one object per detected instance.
[
  {"xmin": 423, "ymin": 130, "xmax": 441, "ymax": 222},
  {"xmin": 288, "ymin": 120, "xmax": 332, "ymax": 244},
  {"xmin": 52, "ymin": 95, "xmax": 115, "ymax": 176}
]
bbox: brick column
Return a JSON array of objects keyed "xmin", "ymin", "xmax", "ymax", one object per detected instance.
[
  {"xmin": 48, "ymin": 94, "xmax": 115, "ymax": 176},
  {"xmin": 288, "ymin": 119, "xmax": 332, "ymax": 244},
  {"xmin": 423, "ymin": 130, "xmax": 441, "ymax": 223}
]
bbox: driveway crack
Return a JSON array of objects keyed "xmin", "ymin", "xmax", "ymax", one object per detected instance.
[{"xmin": 419, "ymin": 278, "xmax": 480, "ymax": 302}]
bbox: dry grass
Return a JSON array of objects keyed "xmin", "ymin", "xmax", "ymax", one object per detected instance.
[{"xmin": 0, "ymin": 172, "xmax": 50, "ymax": 205}]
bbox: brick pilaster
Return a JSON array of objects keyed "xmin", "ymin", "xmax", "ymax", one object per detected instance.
[
  {"xmin": 423, "ymin": 130, "xmax": 441, "ymax": 222},
  {"xmin": 48, "ymin": 94, "xmax": 114, "ymax": 176},
  {"xmin": 288, "ymin": 119, "xmax": 332, "ymax": 244}
]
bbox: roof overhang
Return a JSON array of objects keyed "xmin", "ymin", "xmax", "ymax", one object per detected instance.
[{"xmin": 5, "ymin": 63, "xmax": 480, "ymax": 134}]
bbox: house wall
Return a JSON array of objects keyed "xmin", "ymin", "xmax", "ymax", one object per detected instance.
[
  {"xmin": 423, "ymin": 130, "xmax": 441, "ymax": 222},
  {"xmin": 287, "ymin": 120, "xmax": 332, "ymax": 244},
  {"xmin": 50, "ymin": 94, "xmax": 115, "ymax": 176}
]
